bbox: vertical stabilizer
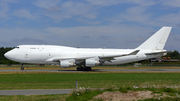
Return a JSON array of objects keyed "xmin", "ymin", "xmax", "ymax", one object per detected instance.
[{"xmin": 137, "ymin": 27, "xmax": 172, "ymax": 50}]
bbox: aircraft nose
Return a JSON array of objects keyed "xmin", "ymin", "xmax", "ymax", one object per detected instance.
[
  {"xmin": 4, "ymin": 51, "xmax": 15, "ymax": 60},
  {"xmin": 4, "ymin": 52, "xmax": 10, "ymax": 59}
]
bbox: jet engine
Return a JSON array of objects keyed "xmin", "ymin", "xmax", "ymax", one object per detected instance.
[
  {"xmin": 60, "ymin": 59, "xmax": 76, "ymax": 68},
  {"xmin": 85, "ymin": 57, "xmax": 100, "ymax": 67}
]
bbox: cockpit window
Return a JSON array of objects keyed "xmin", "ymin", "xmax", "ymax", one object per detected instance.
[{"xmin": 15, "ymin": 47, "xmax": 19, "ymax": 49}]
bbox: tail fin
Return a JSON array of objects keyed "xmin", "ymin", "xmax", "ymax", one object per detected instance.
[{"xmin": 137, "ymin": 27, "xmax": 172, "ymax": 50}]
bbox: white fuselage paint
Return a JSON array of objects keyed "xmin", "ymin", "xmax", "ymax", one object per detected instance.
[{"xmin": 5, "ymin": 45, "xmax": 165, "ymax": 65}]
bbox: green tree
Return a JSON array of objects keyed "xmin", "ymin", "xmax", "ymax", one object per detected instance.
[
  {"xmin": 163, "ymin": 50, "xmax": 180, "ymax": 59},
  {"xmin": 0, "ymin": 47, "xmax": 19, "ymax": 65}
]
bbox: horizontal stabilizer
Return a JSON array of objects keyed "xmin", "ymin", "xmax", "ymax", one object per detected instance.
[{"xmin": 145, "ymin": 51, "xmax": 167, "ymax": 55}]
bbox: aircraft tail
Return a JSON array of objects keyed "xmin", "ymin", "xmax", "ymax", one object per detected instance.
[{"xmin": 136, "ymin": 27, "xmax": 172, "ymax": 50}]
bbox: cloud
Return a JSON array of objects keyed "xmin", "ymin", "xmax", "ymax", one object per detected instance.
[
  {"xmin": 33, "ymin": 0, "xmax": 98, "ymax": 22},
  {"xmin": 13, "ymin": 9, "xmax": 37, "ymax": 20},
  {"xmin": 42, "ymin": 6, "xmax": 61, "ymax": 12},
  {"xmin": 44, "ymin": 25, "xmax": 153, "ymax": 37},
  {"xmin": 0, "ymin": 0, "xmax": 18, "ymax": 20},
  {"xmin": 0, "ymin": 2, "xmax": 9, "ymax": 19},
  {"xmin": 0, "ymin": 25, "xmax": 175, "ymax": 50},
  {"xmin": 0, "ymin": 27, "xmax": 50, "ymax": 47},
  {"xmin": 145, "ymin": 11, "xmax": 180, "ymax": 28},
  {"xmin": 118, "ymin": 6, "xmax": 151, "ymax": 23},
  {"xmin": 44, "ymin": 25, "xmax": 154, "ymax": 48},
  {"xmin": 0, "ymin": 41, "xmax": 11, "ymax": 47},
  {"xmin": 39, "ymin": 0, "xmax": 156, "ymax": 23},
  {"xmin": 33, "ymin": 0, "xmax": 61, "ymax": 9},
  {"xmin": 0, "ymin": 38, "xmax": 47, "ymax": 47},
  {"xmin": 108, "ymin": 3, "xmax": 180, "ymax": 28},
  {"xmin": 81, "ymin": 36, "xmax": 90, "ymax": 38},
  {"xmin": 126, "ymin": 0, "xmax": 157, "ymax": 6},
  {"xmin": 177, "ymin": 24, "xmax": 180, "ymax": 28},
  {"xmin": 77, "ymin": 18, "xmax": 101, "ymax": 25},
  {"xmin": 165, "ymin": 32, "xmax": 180, "ymax": 51},
  {"xmin": 11, "ymin": 38, "xmax": 47, "ymax": 44},
  {"xmin": 86, "ymin": 0, "xmax": 123, "ymax": 6},
  {"xmin": 60, "ymin": 1, "xmax": 98, "ymax": 19},
  {"xmin": 99, "ymin": 35, "xmax": 111, "ymax": 40},
  {"xmin": 155, "ymin": 12, "xmax": 180, "ymax": 26},
  {"xmin": 0, "ymin": 0, "xmax": 179, "ymax": 51},
  {"xmin": 87, "ymin": 0, "xmax": 156, "ymax": 6},
  {"xmin": 0, "ymin": 28, "xmax": 47, "ymax": 42},
  {"xmin": 161, "ymin": 0, "xmax": 180, "ymax": 7}
]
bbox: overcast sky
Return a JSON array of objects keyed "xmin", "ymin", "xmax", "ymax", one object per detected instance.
[{"xmin": 0, "ymin": 0, "xmax": 180, "ymax": 51}]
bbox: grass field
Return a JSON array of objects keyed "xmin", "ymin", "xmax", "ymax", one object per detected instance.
[
  {"xmin": 1, "ymin": 66, "xmax": 180, "ymax": 101},
  {"xmin": 0, "ymin": 94, "xmax": 67, "ymax": 101},
  {"xmin": 0, "ymin": 73, "xmax": 180, "ymax": 90}
]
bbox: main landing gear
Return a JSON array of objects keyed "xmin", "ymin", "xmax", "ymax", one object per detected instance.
[
  {"xmin": 76, "ymin": 65, "xmax": 92, "ymax": 71},
  {"xmin": 21, "ymin": 63, "xmax": 24, "ymax": 70}
]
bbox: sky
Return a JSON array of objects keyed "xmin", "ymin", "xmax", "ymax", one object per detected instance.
[{"xmin": 0, "ymin": 0, "xmax": 180, "ymax": 51}]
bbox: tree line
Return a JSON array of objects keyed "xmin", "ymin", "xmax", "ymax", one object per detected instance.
[
  {"xmin": 0, "ymin": 47, "xmax": 180, "ymax": 64},
  {"xmin": 163, "ymin": 50, "xmax": 180, "ymax": 59}
]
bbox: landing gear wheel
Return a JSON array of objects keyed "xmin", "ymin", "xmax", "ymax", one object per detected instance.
[
  {"xmin": 76, "ymin": 65, "xmax": 92, "ymax": 71},
  {"xmin": 77, "ymin": 67, "xmax": 84, "ymax": 71},
  {"xmin": 21, "ymin": 67, "xmax": 24, "ymax": 70},
  {"xmin": 85, "ymin": 67, "xmax": 92, "ymax": 71},
  {"xmin": 21, "ymin": 63, "xmax": 24, "ymax": 70},
  {"xmin": 77, "ymin": 67, "xmax": 80, "ymax": 71},
  {"xmin": 88, "ymin": 67, "xmax": 92, "ymax": 71}
]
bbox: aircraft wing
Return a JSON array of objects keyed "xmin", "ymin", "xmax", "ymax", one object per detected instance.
[
  {"xmin": 99, "ymin": 50, "xmax": 140, "ymax": 58},
  {"xmin": 98, "ymin": 50, "xmax": 140, "ymax": 63},
  {"xmin": 46, "ymin": 50, "xmax": 140, "ymax": 63}
]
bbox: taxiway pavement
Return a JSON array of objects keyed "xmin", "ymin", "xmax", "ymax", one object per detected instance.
[
  {"xmin": 1, "ymin": 69, "xmax": 180, "ymax": 72},
  {"xmin": 0, "ymin": 89, "xmax": 73, "ymax": 95}
]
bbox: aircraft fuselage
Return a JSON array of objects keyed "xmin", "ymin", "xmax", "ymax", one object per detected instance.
[{"xmin": 5, "ymin": 45, "xmax": 166, "ymax": 65}]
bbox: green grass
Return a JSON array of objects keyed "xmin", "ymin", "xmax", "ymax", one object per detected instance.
[
  {"xmin": 0, "ymin": 94, "xmax": 66, "ymax": 101},
  {"xmin": 0, "ymin": 73, "xmax": 180, "ymax": 90}
]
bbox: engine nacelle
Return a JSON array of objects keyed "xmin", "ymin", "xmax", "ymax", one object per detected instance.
[
  {"xmin": 85, "ymin": 57, "xmax": 100, "ymax": 67},
  {"xmin": 60, "ymin": 59, "xmax": 76, "ymax": 68}
]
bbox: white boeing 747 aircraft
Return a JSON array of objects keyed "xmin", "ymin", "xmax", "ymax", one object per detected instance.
[{"xmin": 4, "ymin": 27, "xmax": 172, "ymax": 71}]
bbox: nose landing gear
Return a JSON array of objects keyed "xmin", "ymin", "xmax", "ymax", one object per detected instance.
[{"xmin": 21, "ymin": 63, "xmax": 24, "ymax": 70}]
